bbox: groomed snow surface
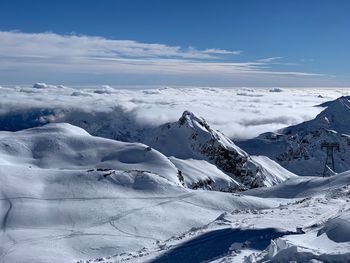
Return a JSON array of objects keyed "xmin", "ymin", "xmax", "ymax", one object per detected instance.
[{"xmin": 0, "ymin": 85, "xmax": 350, "ymax": 263}]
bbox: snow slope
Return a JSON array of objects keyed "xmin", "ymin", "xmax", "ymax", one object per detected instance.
[
  {"xmin": 169, "ymin": 157, "xmax": 241, "ymax": 191},
  {"xmin": 85, "ymin": 171, "xmax": 350, "ymax": 263},
  {"xmin": 0, "ymin": 123, "xmax": 179, "ymax": 181},
  {"xmin": 284, "ymin": 95, "xmax": 350, "ymax": 135},
  {"xmin": 0, "ymin": 123, "xmax": 281, "ymax": 263},
  {"xmin": 245, "ymin": 170, "xmax": 350, "ymax": 198},
  {"xmin": 250, "ymin": 156, "xmax": 296, "ymax": 187},
  {"xmin": 242, "ymin": 172, "xmax": 350, "ymax": 263}
]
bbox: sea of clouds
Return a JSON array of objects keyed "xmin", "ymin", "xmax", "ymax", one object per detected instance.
[{"xmin": 0, "ymin": 84, "xmax": 348, "ymax": 140}]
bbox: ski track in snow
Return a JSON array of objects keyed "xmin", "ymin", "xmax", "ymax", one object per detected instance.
[
  {"xmin": 1, "ymin": 198, "xmax": 12, "ymax": 232},
  {"xmin": 97, "ymin": 195, "xmax": 349, "ymax": 263}
]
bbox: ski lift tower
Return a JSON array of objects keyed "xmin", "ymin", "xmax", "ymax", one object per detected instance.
[{"xmin": 321, "ymin": 142, "xmax": 340, "ymax": 177}]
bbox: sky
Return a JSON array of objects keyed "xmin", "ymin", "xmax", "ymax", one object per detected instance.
[{"xmin": 0, "ymin": 0, "xmax": 349, "ymax": 87}]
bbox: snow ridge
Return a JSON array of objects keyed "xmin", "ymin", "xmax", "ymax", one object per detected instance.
[
  {"xmin": 143, "ymin": 111, "xmax": 294, "ymax": 189},
  {"xmin": 238, "ymin": 95, "xmax": 350, "ymax": 176}
]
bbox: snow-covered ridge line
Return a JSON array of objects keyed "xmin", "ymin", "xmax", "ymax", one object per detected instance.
[
  {"xmin": 237, "ymin": 95, "xmax": 350, "ymax": 176},
  {"xmin": 143, "ymin": 110, "xmax": 296, "ymax": 189},
  {"xmin": 0, "ymin": 122, "xmax": 180, "ymax": 185}
]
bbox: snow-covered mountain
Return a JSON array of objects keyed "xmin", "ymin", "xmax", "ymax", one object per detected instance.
[
  {"xmin": 0, "ymin": 105, "xmax": 295, "ymax": 191},
  {"xmin": 0, "ymin": 123, "xmax": 286, "ymax": 263},
  {"xmin": 284, "ymin": 95, "xmax": 350, "ymax": 135},
  {"xmin": 237, "ymin": 96, "xmax": 350, "ymax": 176},
  {"xmin": 142, "ymin": 111, "xmax": 295, "ymax": 190}
]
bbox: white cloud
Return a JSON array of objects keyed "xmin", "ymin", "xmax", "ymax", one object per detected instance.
[
  {"xmin": 201, "ymin": 48, "xmax": 242, "ymax": 55},
  {"xmin": 0, "ymin": 31, "xmax": 329, "ymax": 85},
  {"xmin": 0, "ymin": 85, "xmax": 348, "ymax": 140},
  {"xmin": 0, "ymin": 31, "xmax": 240, "ymax": 60},
  {"xmin": 257, "ymin": 57, "xmax": 284, "ymax": 62}
]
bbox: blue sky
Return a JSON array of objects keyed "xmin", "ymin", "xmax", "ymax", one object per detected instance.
[{"xmin": 0, "ymin": 0, "xmax": 349, "ymax": 86}]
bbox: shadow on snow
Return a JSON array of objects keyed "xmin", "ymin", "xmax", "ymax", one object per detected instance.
[{"xmin": 151, "ymin": 227, "xmax": 289, "ymax": 263}]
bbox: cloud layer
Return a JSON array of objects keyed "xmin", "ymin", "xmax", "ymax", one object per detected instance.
[
  {"xmin": 0, "ymin": 31, "xmax": 330, "ymax": 86},
  {"xmin": 0, "ymin": 84, "xmax": 348, "ymax": 139}
]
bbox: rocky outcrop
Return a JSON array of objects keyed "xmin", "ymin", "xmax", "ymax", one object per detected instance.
[{"xmin": 143, "ymin": 111, "xmax": 294, "ymax": 189}]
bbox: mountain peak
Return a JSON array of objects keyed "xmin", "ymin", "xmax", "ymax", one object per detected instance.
[
  {"xmin": 243, "ymin": 96, "xmax": 350, "ymax": 176},
  {"xmin": 178, "ymin": 111, "xmax": 210, "ymax": 131},
  {"xmin": 318, "ymin": 96, "xmax": 350, "ymax": 108},
  {"xmin": 143, "ymin": 111, "xmax": 293, "ymax": 189},
  {"xmin": 314, "ymin": 96, "xmax": 350, "ymax": 133},
  {"xmin": 180, "ymin": 110, "xmax": 196, "ymax": 118},
  {"xmin": 281, "ymin": 96, "xmax": 350, "ymax": 136}
]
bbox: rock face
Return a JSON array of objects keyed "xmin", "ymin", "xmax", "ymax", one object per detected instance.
[
  {"xmin": 237, "ymin": 96, "xmax": 350, "ymax": 176},
  {"xmin": 143, "ymin": 111, "xmax": 295, "ymax": 189}
]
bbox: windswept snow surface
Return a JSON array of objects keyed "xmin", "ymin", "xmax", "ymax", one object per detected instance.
[
  {"xmin": 0, "ymin": 123, "xmax": 179, "ymax": 179},
  {"xmin": 85, "ymin": 172, "xmax": 350, "ymax": 263},
  {"xmin": 0, "ymin": 124, "xmax": 281, "ymax": 263},
  {"xmin": 250, "ymin": 156, "xmax": 297, "ymax": 187}
]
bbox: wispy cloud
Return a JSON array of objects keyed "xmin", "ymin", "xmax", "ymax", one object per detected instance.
[
  {"xmin": 257, "ymin": 57, "xmax": 284, "ymax": 62},
  {"xmin": 0, "ymin": 31, "xmax": 327, "ymax": 85},
  {"xmin": 0, "ymin": 31, "xmax": 240, "ymax": 60}
]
